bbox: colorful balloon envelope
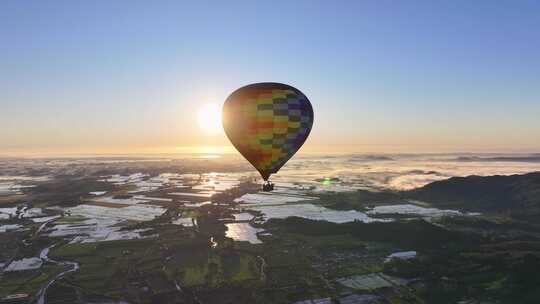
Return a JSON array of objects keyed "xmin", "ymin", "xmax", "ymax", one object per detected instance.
[{"xmin": 222, "ymin": 83, "xmax": 314, "ymax": 181}]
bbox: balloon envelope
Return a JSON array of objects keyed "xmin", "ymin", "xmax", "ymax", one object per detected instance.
[{"xmin": 222, "ymin": 83, "xmax": 314, "ymax": 180}]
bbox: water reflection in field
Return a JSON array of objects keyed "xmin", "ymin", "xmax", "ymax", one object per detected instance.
[
  {"xmin": 225, "ymin": 223, "xmax": 263, "ymax": 244},
  {"xmin": 2, "ymin": 153, "xmax": 539, "ymax": 245},
  {"xmin": 367, "ymin": 204, "xmax": 466, "ymax": 217},
  {"xmin": 252, "ymin": 203, "xmax": 386, "ymax": 224}
]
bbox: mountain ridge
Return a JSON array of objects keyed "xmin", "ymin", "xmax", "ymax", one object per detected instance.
[{"xmin": 406, "ymin": 172, "xmax": 540, "ymax": 217}]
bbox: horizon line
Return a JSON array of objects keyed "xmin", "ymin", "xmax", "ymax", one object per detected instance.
[{"xmin": 1, "ymin": 146, "xmax": 539, "ymax": 159}]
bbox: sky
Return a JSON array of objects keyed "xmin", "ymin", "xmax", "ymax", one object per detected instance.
[{"xmin": 1, "ymin": 0, "xmax": 539, "ymax": 155}]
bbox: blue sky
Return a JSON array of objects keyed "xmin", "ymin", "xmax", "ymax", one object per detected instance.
[{"xmin": 1, "ymin": 0, "xmax": 539, "ymax": 154}]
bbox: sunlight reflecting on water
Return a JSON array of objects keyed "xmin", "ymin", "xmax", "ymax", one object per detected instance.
[{"xmin": 225, "ymin": 223, "xmax": 263, "ymax": 244}]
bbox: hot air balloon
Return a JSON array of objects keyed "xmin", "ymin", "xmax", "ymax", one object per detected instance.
[{"xmin": 222, "ymin": 83, "xmax": 314, "ymax": 191}]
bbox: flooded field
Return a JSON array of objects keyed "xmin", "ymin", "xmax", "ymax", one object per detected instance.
[
  {"xmin": 1, "ymin": 153, "xmax": 540, "ymax": 303},
  {"xmin": 2, "ymin": 153, "xmax": 537, "ymax": 247},
  {"xmin": 0, "ymin": 176, "xmax": 49, "ymax": 195},
  {"xmin": 4, "ymin": 257, "xmax": 42, "ymax": 272},
  {"xmin": 250, "ymin": 203, "xmax": 385, "ymax": 223},
  {"xmin": 366, "ymin": 204, "xmax": 470, "ymax": 217},
  {"xmin": 225, "ymin": 223, "xmax": 263, "ymax": 244}
]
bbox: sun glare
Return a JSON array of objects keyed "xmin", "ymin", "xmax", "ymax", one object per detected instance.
[{"xmin": 197, "ymin": 103, "xmax": 223, "ymax": 135}]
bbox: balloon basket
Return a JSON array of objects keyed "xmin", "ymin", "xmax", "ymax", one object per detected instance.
[{"xmin": 262, "ymin": 181, "xmax": 274, "ymax": 192}]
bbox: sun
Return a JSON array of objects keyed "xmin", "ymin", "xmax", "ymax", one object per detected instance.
[{"xmin": 197, "ymin": 103, "xmax": 222, "ymax": 135}]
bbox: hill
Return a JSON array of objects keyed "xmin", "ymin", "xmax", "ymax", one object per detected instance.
[{"xmin": 406, "ymin": 172, "xmax": 540, "ymax": 218}]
